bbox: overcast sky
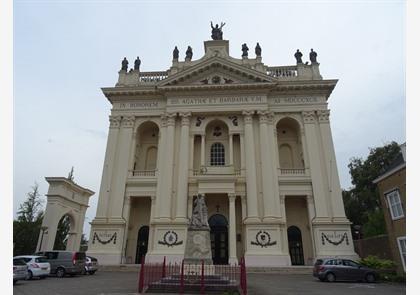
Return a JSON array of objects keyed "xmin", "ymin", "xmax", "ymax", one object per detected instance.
[{"xmin": 14, "ymin": 1, "xmax": 405, "ymax": 236}]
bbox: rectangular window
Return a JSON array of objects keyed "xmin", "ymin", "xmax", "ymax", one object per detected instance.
[
  {"xmin": 397, "ymin": 237, "xmax": 406, "ymax": 271},
  {"xmin": 385, "ymin": 189, "xmax": 404, "ymax": 220}
]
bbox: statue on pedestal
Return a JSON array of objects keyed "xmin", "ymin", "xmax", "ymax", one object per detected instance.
[
  {"xmin": 241, "ymin": 43, "xmax": 249, "ymax": 58},
  {"xmin": 134, "ymin": 56, "xmax": 141, "ymax": 70},
  {"xmin": 309, "ymin": 48, "xmax": 318, "ymax": 63},
  {"xmin": 189, "ymin": 194, "xmax": 209, "ymax": 228},
  {"xmin": 185, "ymin": 46, "xmax": 193, "ymax": 60},
  {"xmin": 121, "ymin": 57, "xmax": 128, "ymax": 72},
  {"xmin": 255, "ymin": 42, "xmax": 262, "ymax": 57},
  {"xmin": 211, "ymin": 21, "xmax": 226, "ymax": 40},
  {"xmin": 173, "ymin": 46, "xmax": 179, "ymax": 60},
  {"xmin": 294, "ymin": 49, "xmax": 303, "ymax": 64}
]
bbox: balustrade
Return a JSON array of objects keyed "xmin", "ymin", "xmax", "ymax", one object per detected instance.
[
  {"xmin": 266, "ymin": 66, "xmax": 298, "ymax": 78},
  {"xmin": 139, "ymin": 71, "xmax": 169, "ymax": 83},
  {"xmin": 278, "ymin": 168, "xmax": 306, "ymax": 175},
  {"xmin": 130, "ymin": 170, "xmax": 156, "ymax": 177}
]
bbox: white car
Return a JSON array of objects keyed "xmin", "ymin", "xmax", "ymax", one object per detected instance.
[
  {"xmin": 14, "ymin": 255, "xmax": 51, "ymax": 280},
  {"xmin": 13, "ymin": 258, "xmax": 28, "ymax": 284}
]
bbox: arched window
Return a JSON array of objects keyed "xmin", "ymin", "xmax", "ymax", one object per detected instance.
[{"xmin": 210, "ymin": 143, "xmax": 225, "ymax": 166}]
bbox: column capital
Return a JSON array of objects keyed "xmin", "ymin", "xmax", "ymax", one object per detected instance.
[
  {"xmin": 257, "ymin": 110, "xmax": 269, "ymax": 124},
  {"xmin": 166, "ymin": 112, "xmax": 177, "ymax": 126},
  {"xmin": 242, "ymin": 110, "xmax": 255, "ymax": 124},
  {"xmin": 180, "ymin": 112, "xmax": 192, "ymax": 126},
  {"xmin": 228, "ymin": 194, "xmax": 236, "ymax": 202},
  {"xmin": 121, "ymin": 116, "xmax": 135, "ymax": 128},
  {"xmin": 109, "ymin": 115, "xmax": 121, "ymax": 129},
  {"xmin": 302, "ymin": 111, "xmax": 316, "ymax": 124},
  {"xmin": 317, "ymin": 110, "xmax": 330, "ymax": 123}
]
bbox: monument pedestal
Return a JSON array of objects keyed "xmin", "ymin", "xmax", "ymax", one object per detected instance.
[{"xmin": 183, "ymin": 227, "xmax": 213, "ymax": 265}]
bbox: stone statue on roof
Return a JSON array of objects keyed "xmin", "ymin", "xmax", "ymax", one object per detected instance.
[
  {"xmin": 185, "ymin": 46, "xmax": 193, "ymax": 60},
  {"xmin": 173, "ymin": 46, "xmax": 179, "ymax": 60},
  {"xmin": 121, "ymin": 57, "xmax": 128, "ymax": 72},
  {"xmin": 242, "ymin": 43, "xmax": 249, "ymax": 57},
  {"xmin": 134, "ymin": 56, "xmax": 141, "ymax": 70},
  {"xmin": 211, "ymin": 21, "xmax": 226, "ymax": 40},
  {"xmin": 294, "ymin": 49, "xmax": 303, "ymax": 64},
  {"xmin": 309, "ymin": 48, "xmax": 318, "ymax": 64},
  {"xmin": 255, "ymin": 42, "xmax": 262, "ymax": 57}
]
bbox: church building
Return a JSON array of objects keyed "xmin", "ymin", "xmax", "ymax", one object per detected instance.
[{"xmin": 87, "ymin": 27, "xmax": 358, "ymax": 266}]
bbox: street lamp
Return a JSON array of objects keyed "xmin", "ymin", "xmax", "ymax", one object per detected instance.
[
  {"xmin": 38, "ymin": 226, "xmax": 48, "ymax": 251},
  {"xmin": 353, "ymin": 225, "xmax": 361, "ymax": 240}
]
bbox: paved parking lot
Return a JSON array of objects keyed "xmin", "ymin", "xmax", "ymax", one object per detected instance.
[{"xmin": 13, "ymin": 271, "xmax": 405, "ymax": 295}]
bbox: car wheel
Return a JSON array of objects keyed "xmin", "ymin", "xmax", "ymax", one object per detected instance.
[
  {"xmin": 40, "ymin": 276, "xmax": 47, "ymax": 279},
  {"xmin": 88, "ymin": 271, "xmax": 96, "ymax": 275},
  {"xmin": 56, "ymin": 268, "xmax": 66, "ymax": 278},
  {"xmin": 81, "ymin": 268, "xmax": 86, "ymax": 275},
  {"xmin": 26, "ymin": 270, "xmax": 33, "ymax": 280},
  {"xmin": 318, "ymin": 277, "xmax": 325, "ymax": 282},
  {"xmin": 326, "ymin": 272, "xmax": 336, "ymax": 282},
  {"xmin": 365, "ymin": 273, "xmax": 376, "ymax": 283}
]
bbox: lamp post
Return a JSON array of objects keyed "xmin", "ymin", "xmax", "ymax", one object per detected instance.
[{"xmin": 38, "ymin": 226, "xmax": 48, "ymax": 251}]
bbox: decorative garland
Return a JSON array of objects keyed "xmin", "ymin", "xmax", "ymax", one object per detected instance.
[
  {"xmin": 251, "ymin": 230, "xmax": 277, "ymax": 248},
  {"xmin": 92, "ymin": 232, "xmax": 117, "ymax": 245},
  {"xmin": 321, "ymin": 232, "xmax": 349, "ymax": 246},
  {"xmin": 158, "ymin": 231, "xmax": 183, "ymax": 247}
]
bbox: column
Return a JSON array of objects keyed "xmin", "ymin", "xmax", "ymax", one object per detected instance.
[
  {"xmin": 95, "ymin": 116, "xmax": 121, "ymax": 219},
  {"xmin": 302, "ymin": 111, "xmax": 329, "ymax": 219},
  {"xmin": 121, "ymin": 196, "xmax": 131, "ymax": 263},
  {"xmin": 110, "ymin": 115, "xmax": 135, "ymax": 219},
  {"xmin": 154, "ymin": 115, "xmax": 167, "ymax": 220},
  {"xmin": 242, "ymin": 111, "xmax": 259, "ymax": 222},
  {"xmin": 257, "ymin": 111, "xmax": 279, "ymax": 221},
  {"xmin": 228, "ymin": 194, "xmax": 238, "ymax": 264},
  {"xmin": 229, "ymin": 133, "xmax": 234, "ymax": 165},
  {"xmin": 279, "ymin": 194, "xmax": 286, "ymax": 220},
  {"xmin": 240, "ymin": 194, "xmax": 247, "ymax": 221},
  {"xmin": 317, "ymin": 110, "xmax": 347, "ymax": 219},
  {"xmin": 175, "ymin": 112, "xmax": 191, "ymax": 222},
  {"xmin": 200, "ymin": 134, "xmax": 205, "ymax": 167},
  {"xmin": 267, "ymin": 112, "xmax": 281, "ymax": 217},
  {"xmin": 159, "ymin": 112, "xmax": 176, "ymax": 220},
  {"xmin": 187, "ymin": 195, "xmax": 193, "ymax": 219},
  {"xmin": 239, "ymin": 133, "xmax": 245, "ymax": 171},
  {"xmin": 306, "ymin": 194, "xmax": 317, "ymax": 257},
  {"xmin": 300, "ymin": 129, "xmax": 310, "ymax": 174},
  {"xmin": 188, "ymin": 134, "xmax": 195, "ymax": 171}
]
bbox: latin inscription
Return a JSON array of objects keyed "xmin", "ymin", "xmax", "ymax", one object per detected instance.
[
  {"xmin": 168, "ymin": 96, "xmax": 265, "ymax": 106},
  {"xmin": 117, "ymin": 101, "xmax": 160, "ymax": 109},
  {"xmin": 272, "ymin": 97, "xmax": 320, "ymax": 104}
]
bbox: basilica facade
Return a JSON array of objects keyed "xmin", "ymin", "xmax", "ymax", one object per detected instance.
[{"xmin": 87, "ymin": 37, "xmax": 358, "ymax": 266}]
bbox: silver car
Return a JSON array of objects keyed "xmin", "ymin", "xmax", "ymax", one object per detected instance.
[
  {"xmin": 313, "ymin": 258, "xmax": 377, "ymax": 283},
  {"xmin": 14, "ymin": 255, "xmax": 51, "ymax": 280},
  {"xmin": 13, "ymin": 258, "xmax": 28, "ymax": 285}
]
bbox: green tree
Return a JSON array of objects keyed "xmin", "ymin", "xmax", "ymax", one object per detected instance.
[
  {"xmin": 342, "ymin": 141, "xmax": 401, "ymax": 238},
  {"xmin": 53, "ymin": 215, "xmax": 71, "ymax": 250},
  {"xmin": 13, "ymin": 183, "xmax": 44, "ymax": 256}
]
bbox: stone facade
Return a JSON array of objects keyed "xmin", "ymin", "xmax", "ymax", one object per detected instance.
[{"xmin": 87, "ymin": 37, "xmax": 358, "ymax": 266}]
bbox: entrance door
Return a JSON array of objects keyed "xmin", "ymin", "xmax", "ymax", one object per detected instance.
[
  {"xmin": 135, "ymin": 226, "xmax": 149, "ymax": 264},
  {"xmin": 287, "ymin": 226, "xmax": 305, "ymax": 265},
  {"xmin": 209, "ymin": 214, "xmax": 229, "ymax": 265}
]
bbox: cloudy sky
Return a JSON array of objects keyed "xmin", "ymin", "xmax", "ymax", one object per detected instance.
[{"xmin": 14, "ymin": 1, "xmax": 405, "ymax": 235}]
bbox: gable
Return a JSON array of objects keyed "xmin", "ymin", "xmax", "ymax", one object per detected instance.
[{"xmin": 157, "ymin": 57, "xmax": 276, "ymax": 87}]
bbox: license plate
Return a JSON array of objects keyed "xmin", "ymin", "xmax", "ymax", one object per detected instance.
[{"xmin": 41, "ymin": 267, "xmax": 47, "ymax": 270}]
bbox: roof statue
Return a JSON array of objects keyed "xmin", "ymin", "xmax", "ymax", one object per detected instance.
[
  {"xmin": 134, "ymin": 57, "xmax": 141, "ymax": 70},
  {"xmin": 294, "ymin": 49, "xmax": 303, "ymax": 64},
  {"xmin": 309, "ymin": 48, "xmax": 318, "ymax": 64},
  {"xmin": 210, "ymin": 21, "xmax": 226, "ymax": 40},
  {"xmin": 241, "ymin": 43, "xmax": 249, "ymax": 57},
  {"xmin": 173, "ymin": 46, "xmax": 179, "ymax": 60},
  {"xmin": 185, "ymin": 46, "xmax": 193, "ymax": 60},
  {"xmin": 121, "ymin": 57, "xmax": 128, "ymax": 72},
  {"xmin": 255, "ymin": 42, "xmax": 262, "ymax": 57}
]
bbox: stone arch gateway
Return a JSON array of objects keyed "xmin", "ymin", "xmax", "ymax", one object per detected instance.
[{"xmin": 36, "ymin": 177, "xmax": 94, "ymax": 252}]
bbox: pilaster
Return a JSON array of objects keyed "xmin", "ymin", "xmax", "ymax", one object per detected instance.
[{"xmin": 228, "ymin": 194, "xmax": 238, "ymax": 264}]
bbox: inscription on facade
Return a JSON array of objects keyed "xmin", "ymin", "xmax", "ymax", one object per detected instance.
[
  {"xmin": 272, "ymin": 97, "xmax": 320, "ymax": 104},
  {"xmin": 168, "ymin": 96, "xmax": 265, "ymax": 106},
  {"xmin": 116, "ymin": 101, "xmax": 160, "ymax": 110}
]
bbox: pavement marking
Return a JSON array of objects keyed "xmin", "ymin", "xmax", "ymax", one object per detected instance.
[{"xmin": 348, "ymin": 284, "xmax": 376, "ymax": 289}]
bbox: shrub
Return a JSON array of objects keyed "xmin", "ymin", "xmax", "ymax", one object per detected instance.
[{"xmin": 358, "ymin": 255, "xmax": 396, "ymax": 270}]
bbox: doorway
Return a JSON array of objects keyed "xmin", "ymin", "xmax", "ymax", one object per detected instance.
[
  {"xmin": 287, "ymin": 226, "xmax": 305, "ymax": 265},
  {"xmin": 209, "ymin": 214, "xmax": 229, "ymax": 265},
  {"xmin": 135, "ymin": 226, "xmax": 149, "ymax": 264}
]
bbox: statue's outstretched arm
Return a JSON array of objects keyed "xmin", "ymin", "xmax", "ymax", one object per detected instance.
[
  {"xmin": 221, "ymin": 22, "xmax": 226, "ymax": 28},
  {"xmin": 211, "ymin": 21, "xmax": 214, "ymax": 29}
]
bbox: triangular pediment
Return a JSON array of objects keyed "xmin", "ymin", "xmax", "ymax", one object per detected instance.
[{"xmin": 157, "ymin": 57, "xmax": 277, "ymax": 87}]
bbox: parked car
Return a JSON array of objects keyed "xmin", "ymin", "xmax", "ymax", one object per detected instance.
[
  {"xmin": 313, "ymin": 258, "xmax": 377, "ymax": 283},
  {"xmin": 14, "ymin": 255, "xmax": 50, "ymax": 280},
  {"xmin": 35, "ymin": 251, "xmax": 86, "ymax": 278},
  {"xmin": 82, "ymin": 256, "xmax": 98, "ymax": 275},
  {"xmin": 13, "ymin": 258, "xmax": 28, "ymax": 285}
]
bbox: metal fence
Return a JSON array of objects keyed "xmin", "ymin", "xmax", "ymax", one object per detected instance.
[{"xmin": 138, "ymin": 256, "xmax": 247, "ymax": 294}]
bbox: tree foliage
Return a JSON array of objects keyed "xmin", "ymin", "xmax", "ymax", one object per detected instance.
[
  {"xmin": 342, "ymin": 141, "xmax": 401, "ymax": 238},
  {"xmin": 53, "ymin": 215, "xmax": 71, "ymax": 250},
  {"xmin": 14, "ymin": 183, "xmax": 44, "ymax": 256}
]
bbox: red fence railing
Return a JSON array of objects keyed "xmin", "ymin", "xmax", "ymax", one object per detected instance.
[{"xmin": 138, "ymin": 256, "xmax": 247, "ymax": 294}]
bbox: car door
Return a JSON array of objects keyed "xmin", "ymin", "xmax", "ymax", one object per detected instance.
[{"xmin": 343, "ymin": 259, "xmax": 361, "ymax": 280}]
